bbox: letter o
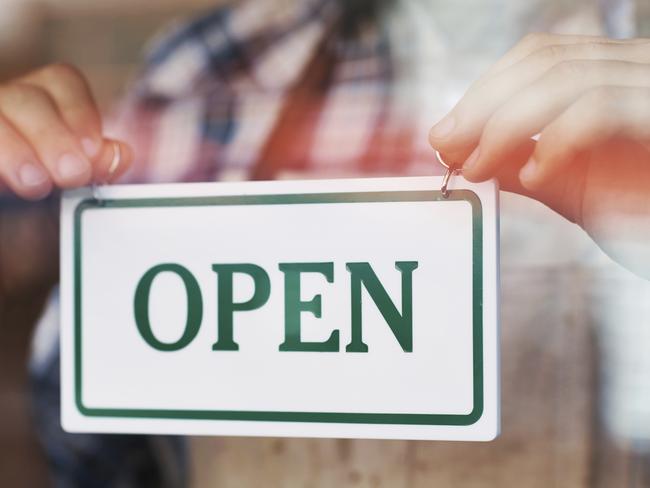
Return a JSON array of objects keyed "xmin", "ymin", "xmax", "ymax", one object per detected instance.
[{"xmin": 134, "ymin": 263, "xmax": 203, "ymax": 351}]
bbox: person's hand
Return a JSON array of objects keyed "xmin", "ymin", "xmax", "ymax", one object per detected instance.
[
  {"xmin": 429, "ymin": 33, "xmax": 650, "ymax": 279},
  {"xmin": 0, "ymin": 63, "xmax": 133, "ymax": 296},
  {"xmin": 0, "ymin": 63, "xmax": 132, "ymax": 200}
]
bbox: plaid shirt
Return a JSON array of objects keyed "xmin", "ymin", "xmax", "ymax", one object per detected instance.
[
  {"xmin": 107, "ymin": 0, "xmax": 442, "ymax": 186},
  {"xmin": 29, "ymin": 0, "xmax": 634, "ymax": 486}
]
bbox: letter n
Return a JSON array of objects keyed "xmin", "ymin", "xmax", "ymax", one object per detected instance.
[{"xmin": 345, "ymin": 262, "xmax": 418, "ymax": 353}]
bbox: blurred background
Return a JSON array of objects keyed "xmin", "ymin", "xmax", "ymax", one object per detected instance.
[
  {"xmin": 1, "ymin": 0, "xmax": 650, "ymax": 487},
  {"xmin": 0, "ymin": 2, "xmax": 222, "ymax": 486},
  {"xmin": 0, "ymin": 0, "xmax": 224, "ymax": 109}
]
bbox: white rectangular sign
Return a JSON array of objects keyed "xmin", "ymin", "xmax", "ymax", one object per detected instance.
[{"xmin": 60, "ymin": 176, "xmax": 499, "ymax": 441}]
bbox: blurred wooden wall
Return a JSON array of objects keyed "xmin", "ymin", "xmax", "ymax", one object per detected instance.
[{"xmin": 0, "ymin": 200, "xmax": 59, "ymax": 487}]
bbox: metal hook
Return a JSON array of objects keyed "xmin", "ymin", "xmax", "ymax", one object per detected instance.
[
  {"xmin": 435, "ymin": 150, "xmax": 461, "ymax": 199},
  {"xmin": 440, "ymin": 166, "xmax": 454, "ymax": 199},
  {"xmin": 92, "ymin": 183, "xmax": 102, "ymax": 203}
]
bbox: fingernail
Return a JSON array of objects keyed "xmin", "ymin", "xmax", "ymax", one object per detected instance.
[
  {"xmin": 519, "ymin": 157, "xmax": 538, "ymax": 182},
  {"xmin": 430, "ymin": 116, "xmax": 456, "ymax": 139},
  {"xmin": 463, "ymin": 146, "xmax": 480, "ymax": 170},
  {"xmin": 18, "ymin": 163, "xmax": 48, "ymax": 187},
  {"xmin": 81, "ymin": 138, "xmax": 99, "ymax": 158},
  {"xmin": 57, "ymin": 153, "xmax": 90, "ymax": 180}
]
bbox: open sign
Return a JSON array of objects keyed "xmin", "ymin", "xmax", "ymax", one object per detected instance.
[
  {"xmin": 60, "ymin": 177, "xmax": 499, "ymax": 441},
  {"xmin": 133, "ymin": 260, "xmax": 418, "ymax": 353}
]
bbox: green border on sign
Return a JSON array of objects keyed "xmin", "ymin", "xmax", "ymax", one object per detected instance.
[{"xmin": 74, "ymin": 190, "xmax": 483, "ymax": 425}]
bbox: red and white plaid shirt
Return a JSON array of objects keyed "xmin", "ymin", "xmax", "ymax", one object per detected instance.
[{"xmin": 108, "ymin": 0, "xmax": 448, "ymax": 185}]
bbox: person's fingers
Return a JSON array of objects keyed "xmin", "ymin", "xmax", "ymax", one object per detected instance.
[
  {"xmin": 0, "ymin": 115, "xmax": 52, "ymax": 199},
  {"xmin": 20, "ymin": 63, "xmax": 103, "ymax": 160},
  {"xmin": 519, "ymin": 86, "xmax": 650, "ymax": 189},
  {"xmin": 429, "ymin": 39, "xmax": 650, "ymax": 162},
  {"xmin": 476, "ymin": 138, "xmax": 587, "ymax": 225},
  {"xmin": 0, "ymin": 82, "xmax": 92, "ymax": 187},
  {"xmin": 483, "ymin": 33, "xmax": 647, "ymax": 78},
  {"xmin": 92, "ymin": 138, "xmax": 133, "ymax": 182},
  {"xmin": 462, "ymin": 61, "xmax": 650, "ymax": 182}
]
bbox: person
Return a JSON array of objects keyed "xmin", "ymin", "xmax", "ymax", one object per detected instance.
[{"xmin": 0, "ymin": 0, "xmax": 645, "ymax": 485}]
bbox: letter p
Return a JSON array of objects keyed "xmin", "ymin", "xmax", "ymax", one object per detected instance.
[{"xmin": 212, "ymin": 264, "xmax": 271, "ymax": 351}]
